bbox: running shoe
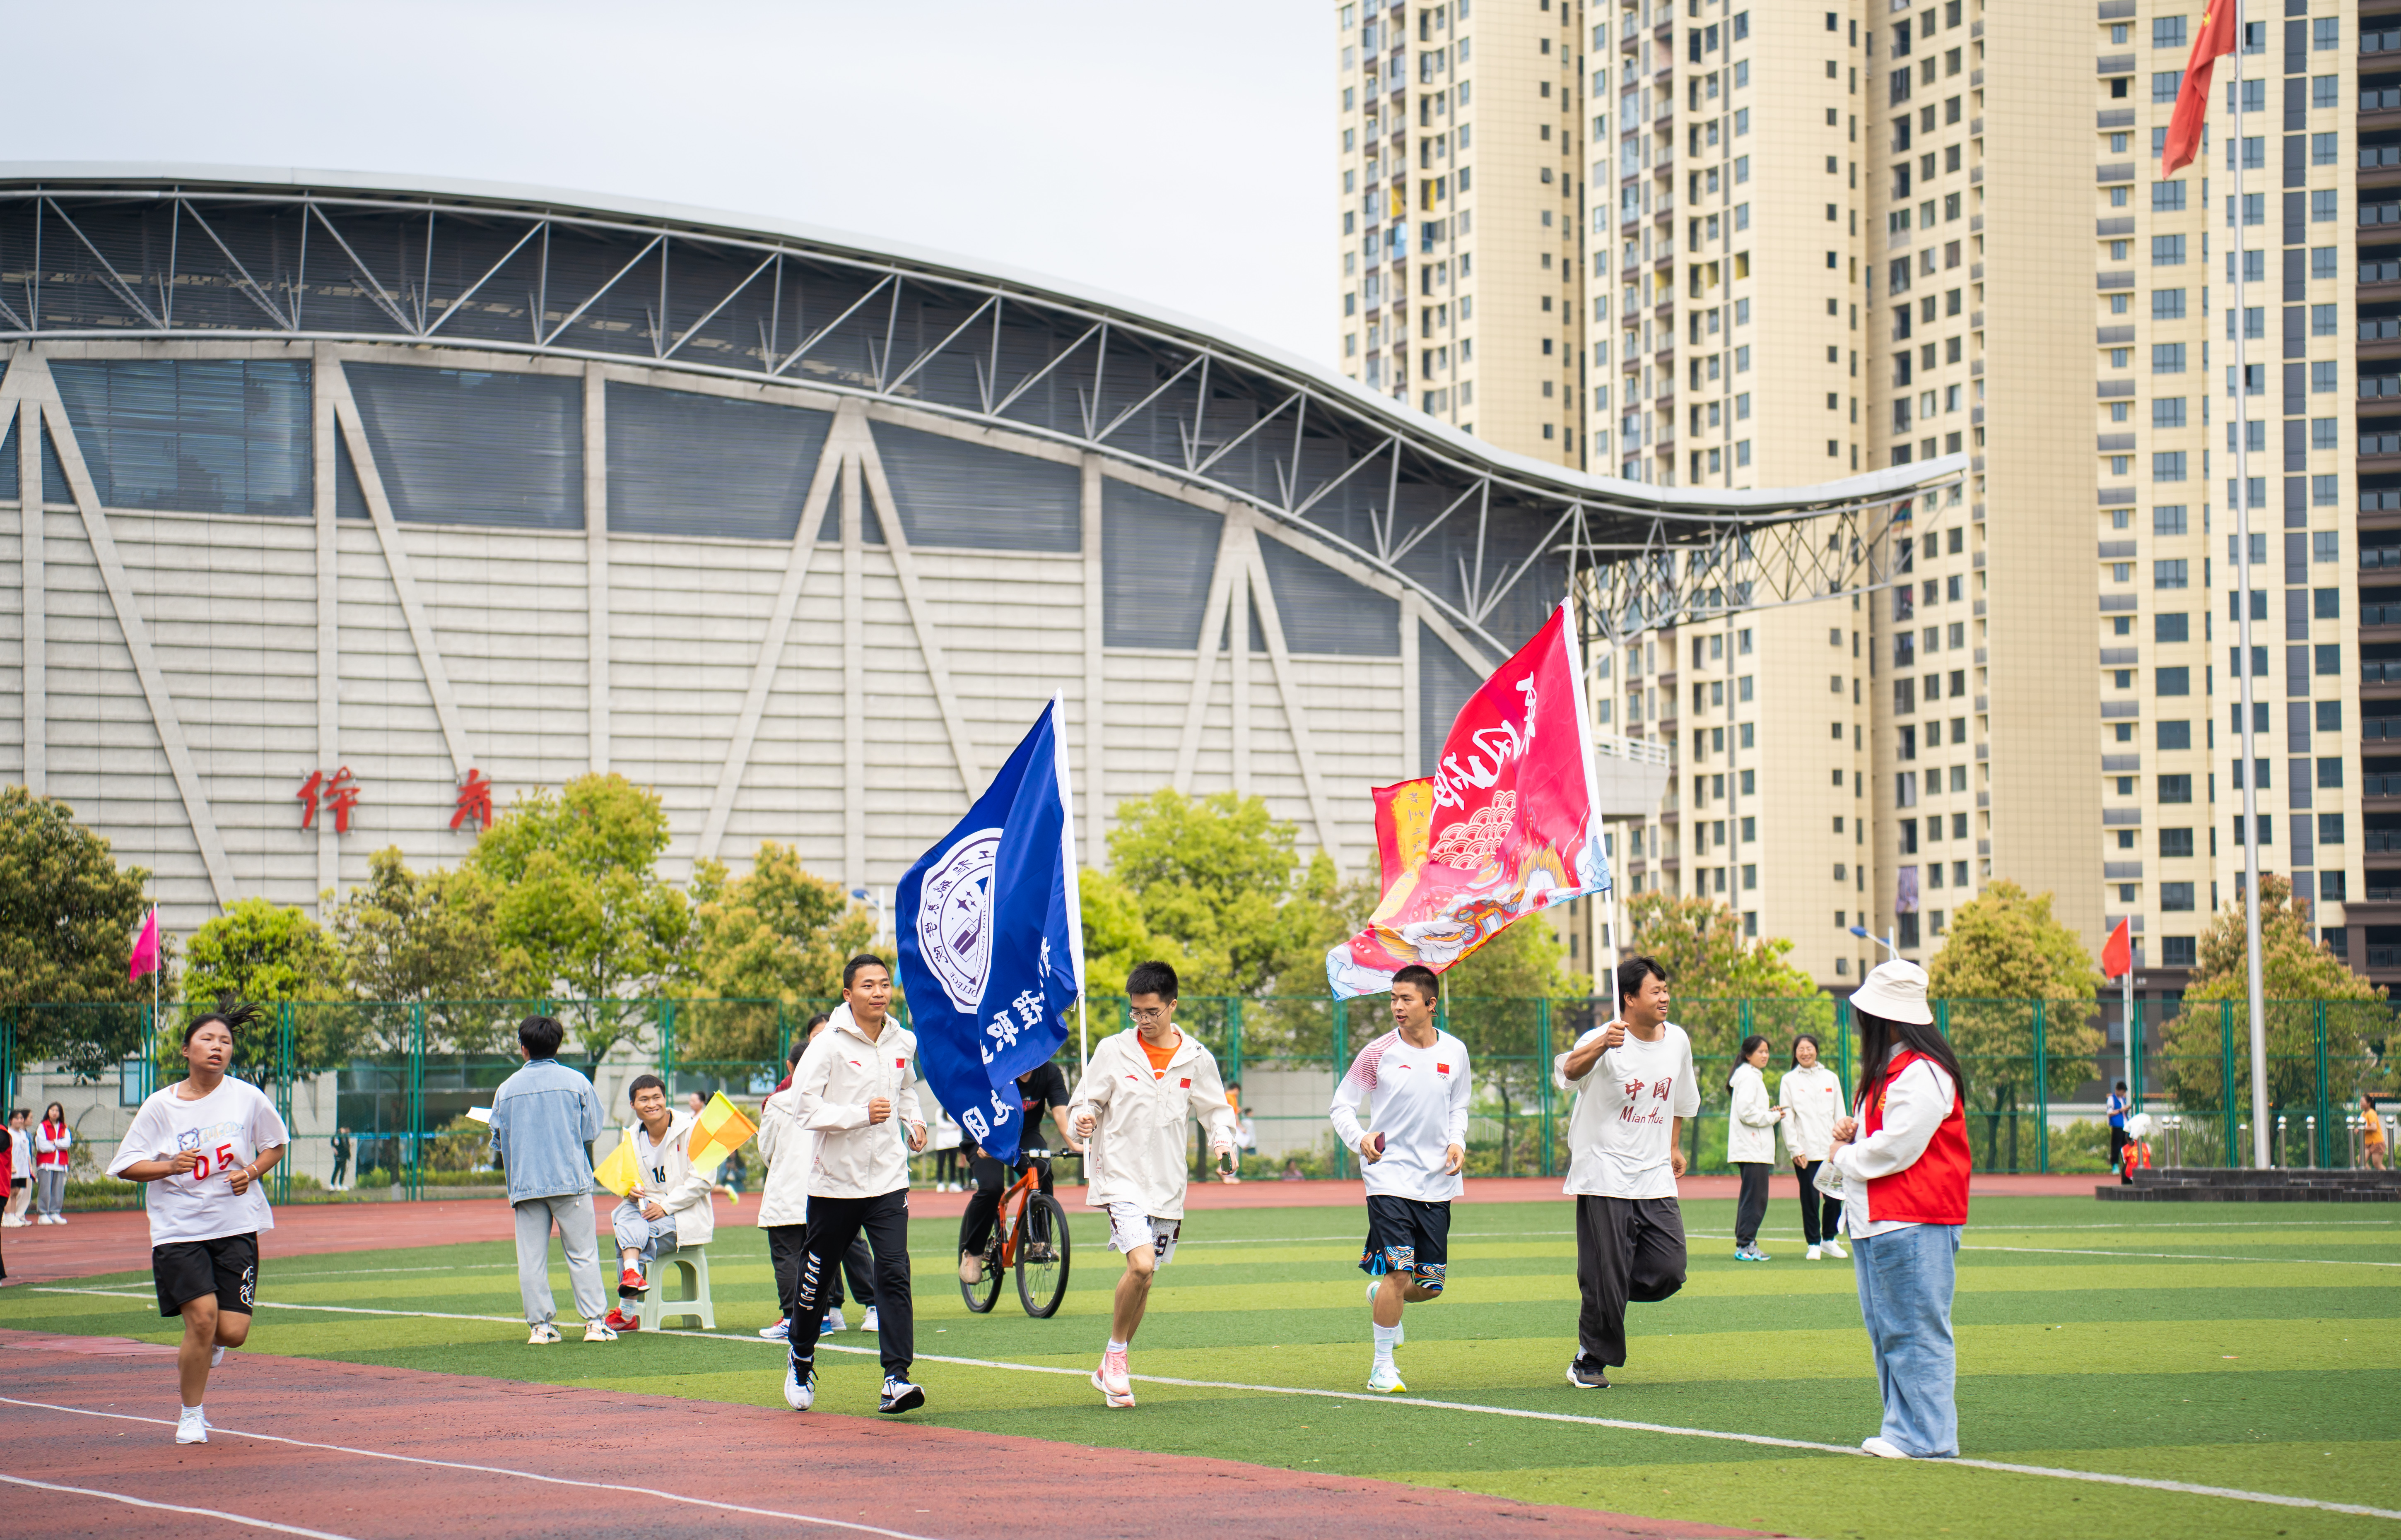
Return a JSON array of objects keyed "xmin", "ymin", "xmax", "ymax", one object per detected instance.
[
  {"xmin": 1861, "ymin": 1437, "xmax": 1910, "ymax": 1459},
  {"xmin": 1806, "ymin": 1246, "xmax": 1823, "ymax": 1261},
  {"xmin": 1093, "ymin": 1348, "xmax": 1136, "ymax": 1407},
  {"xmin": 583, "ymin": 1319, "xmax": 619, "ymax": 1343},
  {"xmin": 528, "ymin": 1323, "xmax": 563, "ymax": 1345},
  {"xmin": 860, "ymin": 1307, "xmax": 880, "ymax": 1333},
  {"xmin": 783, "ymin": 1364, "xmax": 816, "ymax": 1411},
  {"xmin": 959, "ymin": 1251, "xmax": 983, "ymax": 1285},
  {"xmin": 1367, "ymin": 1361, "xmax": 1408, "ymax": 1394},
  {"xmin": 1822, "ymin": 1240, "xmax": 1849, "ymax": 1259},
  {"xmin": 824, "ymin": 1306, "xmax": 847, "ymax": 1334},
  {"xmin": 758, "ymin": 1318, "xmax": 790, "ymax": 1341},
  {"xmin": 176, "ymin": 1407, "xmax": 208, "ymax": 1444},
  {"xmin": 603, "ymin": 1306, "xmax": 640, "ymax": 1333},
  {"xmin": 1564, "ymin": 1360, "xmax": 1611, "ymax": 1390},
  {"xmin": 878, "ymin": 1375, "xmax": 926, "ymax": 1414},
  {"xmin": 619, "ymin": 1266, "xmax": 647, "ymax": 1292}
]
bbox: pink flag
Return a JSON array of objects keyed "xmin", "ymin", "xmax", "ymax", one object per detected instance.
[
  {"xmin": 128, "ymin": 907, "xmax": 160, "ymax": 982},
  {"xmin": 1326, "ymin": 603, "xmax": 1610, "ymax": 998}
]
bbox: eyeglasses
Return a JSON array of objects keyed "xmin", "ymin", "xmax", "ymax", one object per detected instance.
[{"xmin": 1130, "ymin": 1006, "xmax": 1173, "ymax": 1023}]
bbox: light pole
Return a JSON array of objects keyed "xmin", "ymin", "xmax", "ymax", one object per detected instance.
[
  {"xmin": 1849, "ymin": 924, "xmax": 1900, "ymax": 959},
  {"xmin": 850, "ymin": 886, "xmax": 886, "ymax": 946}
]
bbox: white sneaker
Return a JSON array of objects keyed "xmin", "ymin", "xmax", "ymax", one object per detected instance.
[
  {"xmin": 758, "ymin": 1319, "xmax": 790, "ymax": 1341},
  {"xmin": 860, "ymin": 1307, "xmax": 880, "ymax": 1333},
  {"xmin": 1861, "ymin": 1436, "xmax": 1910, "ymax": 1459},
  {"xmin": 878, "ymin": 1374, "xmax": 926, "ymax": 1415},
  {"xmin": 1806, "ymin": 1246, "xmax": 1822, "ymax": 1261},
  {"xmin": 211, "ymin": 1346, "xmax": 227, "ymax": 1367},
  {"xmin": 527, "ymin": 1323, "xmax": 563, "ymax": 1345},
  {"xmin": 783, "ymin": 1364, "xmax": 816, "ymax": 1411},
  {"xmin": 1367, "ymin": 1360, "xmax": 1408, "ymax": 1393},
  {"xmin": 1093, "ymin": 1348, "xmax": 1135, "ymax": 1407},
  {"xmin": 823, "ymin": 1306, "xmax": 847, "ymax": 1334},
  {"xmin": 583, "ymin": 1320, "xmax": 618, "ymax": 1343},
  {"xmin": 1822, "ymin": 1240, "xmax": 1849, "ymax": 1259},
  {"xmin": 176, "ymin": 1407, "xmax": 208, "ymax": 1445}
]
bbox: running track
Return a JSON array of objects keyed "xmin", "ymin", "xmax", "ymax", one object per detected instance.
[{"xmin": 0, "ymin": 1330, "xmax": 1767, "ymax": 1540}]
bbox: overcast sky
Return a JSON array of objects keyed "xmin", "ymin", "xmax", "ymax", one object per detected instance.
[{"xmin": 1, "ymin": 1, "xmax": 1331, "ymax": 363}]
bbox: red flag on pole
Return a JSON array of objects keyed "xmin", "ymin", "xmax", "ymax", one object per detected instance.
[
  {"xmin": 2162, "ymin": 0, "xmax": 2239, "ymax": 176},
  {"xmin": 2101, "ymin": 918, "xmax": 2132, "ymax": 980},
  {"xmin": 128, "ymin": 907, "xmax": 161, "ymax": 982}
]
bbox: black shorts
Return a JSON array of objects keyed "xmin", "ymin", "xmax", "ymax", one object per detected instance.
[
  {"xmin": 152, "ymin": 1232, "xmax": 259, "ymax": 1319},
  {"xmin": 1360, "ymin": 1195, "xmax": 1450, "ymax": 1292}
]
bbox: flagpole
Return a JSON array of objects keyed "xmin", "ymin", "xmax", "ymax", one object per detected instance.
[{"xmin": 2227, "ymin": 5, "xmax": 2268, "ymax": 1170}]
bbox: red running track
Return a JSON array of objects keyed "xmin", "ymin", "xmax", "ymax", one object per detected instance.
[
  {"xmin": 0, "ymin": 1172, "xmax": 2104, "ymax": 1288},
  {"xmin": 0, "ymin": 1329, "xmax": 1772, "ymax": 1540}
]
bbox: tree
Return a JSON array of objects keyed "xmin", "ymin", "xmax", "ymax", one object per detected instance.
[
  {"xmin": 677, "ymin": 842, "xmax": 876, "ymax": 1062},
  {"xmin": 1619, "ymin": 892, "xmax": 1822, "ymax": 1061},
  {"xmin": 324, "ymin": 846, "xmax": 513, "ymax": 1052},
  {"xmin": 2159, "ymin": 874, "xmax": 2386, "ymax": 1116},
  {"xmin": 0, "ymin": 786, "xmax": 163, "ymax": 1080},
  {"xmin": 1924, "ymin": 879, "xmax": 2104, "ymax": 1167},
  {"xmin": 1442, "ymin": 902, "xmax": 1591, "ymax": 1174},
  {"xmin": 464, "ymin": 774, "xmax": 691, "ymax": 1062},
  {"xmin": 1077, "ymin": 866, "xmax": 1191, "ymax": 999},
  {"xmin": 1104, "ymin": 789, "xmax": 1302, "ymax": 998},
  {"xmin": 181, "ymin": 897, "xmax": 350, "ymax": 1076}
]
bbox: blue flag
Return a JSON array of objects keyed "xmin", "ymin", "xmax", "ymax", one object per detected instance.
[{"xmin": 897, "ymin": 697, "xmax": 1084, "ymax": 1164}]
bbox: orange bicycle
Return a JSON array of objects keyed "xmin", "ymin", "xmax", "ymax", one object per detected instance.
[{"xmin": 958, "ymin": 1147, "xmax": 1073, "ymax": 1318}]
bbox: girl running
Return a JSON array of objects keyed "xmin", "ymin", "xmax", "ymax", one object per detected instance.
[{"xmin": 107, "ymin": 1003, "xmax": 289, "ymax": 1444}]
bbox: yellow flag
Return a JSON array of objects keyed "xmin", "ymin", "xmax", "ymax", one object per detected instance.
[
  {"xmin": 593, "ymin": 1128, "xmax": 640, "ymax": 1197},
  {"xmin": 685, "ymin": 1091, "xmax": 758, "ymax": 1177}
]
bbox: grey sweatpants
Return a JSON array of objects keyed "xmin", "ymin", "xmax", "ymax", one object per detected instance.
[{"xmin": 513, "ymin": 1193, "xmax": 608, "ymax": 1327}]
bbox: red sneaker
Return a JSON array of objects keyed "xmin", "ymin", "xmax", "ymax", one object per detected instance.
[
  {"xmin": 603, "ymin": 1307, "xmax": 639, "ymax": 1333},
  {"xmin": 619, "ymin": 1267, "xmax": 647, "ymax": 1292}
]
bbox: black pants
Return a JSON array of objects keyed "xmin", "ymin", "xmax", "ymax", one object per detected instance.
[
  {"xmin": 1573, "ymin": 1195, "xmax": 1686, "ymax": 1371},
  {"xmin": 767, "ymin": 1225, "xmax": 876, "ymax": 1319},
  {"xmin": 959, "ymin": 1153, "xmax": 1053, "ymax": 1257},
  {"xmin": 1794, "ymin": 1161, "xmax": 1842, "ymax": 1245},
  {"xmin": 787, "ymin": 1190, "xmax": 913, "ymax": 1379},
  {"xmin": 2109, "ymin": 1126, "xmax": 2130, "ymax": 1179},
  {"xmin": 1733, "ymin": 1162, "xmax": 1771, "ymax": 1248},
  {"xmin": 933, "ymin": 1148, "xmax": 962, "ymax": 1186}
]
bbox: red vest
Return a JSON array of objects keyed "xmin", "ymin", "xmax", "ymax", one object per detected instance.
[{"xmin": 1861, "ymin": 1049, "xmax": 1970, "ymax": 1226}]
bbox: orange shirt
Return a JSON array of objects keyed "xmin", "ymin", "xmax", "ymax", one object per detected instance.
[{"xmin": 1140, "ymin": 1030, "xmax": 1180, "ymax": 1079}]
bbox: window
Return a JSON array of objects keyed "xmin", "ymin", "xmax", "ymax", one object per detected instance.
[
  {"xmin": 2313, "ymin": 304, "xmax": 2337, "ymax": 336},
  {"xmin": 2312, "ymin": 75, "xmax": 2337, "ymax": 109},
  {"xmin": 2154, "ymin": 559, "xmax": 2190, "ymax": 591},
  {"xmin": 2153, "ymin": 503, "xmax": 2187, "ymax": 533},
  {"xmin": 2158, "ymin": 719, "xmax": 2192, "ymax": 749},
  {"xmin": 2152, "ymin": 343, "xmax": 2185, "ymax": 373},
  {"xmin": 2155, "ymin": 612, "xmax": 2189, "ymax": 642},
  {"xmin": 2152, "ymin": 181, "xmax": 2186, "ymax": 212},
  {"xmin": 2311, "ymin": 360, "xmax": 2338, "ymax": 393},
  {"xmin": 2152, "ymin": 235, "xmax": 2185, "ymax": 265},
  {"xmin": 2152, "ymin": 289, "xmax": 2186, "ymax": 321},
  {"xmin": 2159, "ymin": 773, "xmax": 2194, "ymax": 803},
  {"xmin": 2313, "ymin": 475, "xmax": 2337, "ymax": 506},
  {"xmin": 2313, "ymin": 531, "xmax": 2338, "ymax": 562},
  {"xmin": 2160, "ymin": 828, "xmax": 2195, "ymax": 859},
  {"xmin": 2161, "ymin": 881, "xmax": 2197, "ymax": 912},
  {"xmin": 2314, "ymin": 16, "xmax": 2338, "ymax": 50},
  {"xmin": 2312, "ymin": 248, "xmax": 2337, "ymax": 281},
  {"xmin": 2163, "ymin": 936, "xmax": 2196, "ymax": 967},
  {"xmin": 1735, "ymin": 107, "xmax": 1750, "ymax": 135},
  {"xmin": 2312, "ymin": 133, "xmax": 2337, "ymax": 166},
  {"xmin": 2312, "ymin": 419, "xmax": 2338, "ymax": 450},
  {"xmin": 2151, "ymin": 71, "xmax": 2182, "ymax": 103},
  {"xmin": 2154, "ymin": 16, "xmax": 2186, "ymax": 48},
  {"xmin": 2157, "ymin": 665, "xmax": 2191, "ymax": 694},
  {"xmin": 2316, "ymin": 644, "xmax": 2341, "ymax": 675},
  {"xmin": 2153, "ymin": 451, "xmax": 2187, "ymax": 481}
]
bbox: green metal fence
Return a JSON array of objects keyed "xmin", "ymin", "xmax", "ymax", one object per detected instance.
[{"xmin": 5, "ymin": 993, "xmax": 2391, "ymax": 1206}]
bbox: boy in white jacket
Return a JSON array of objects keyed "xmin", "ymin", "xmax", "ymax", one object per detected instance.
[
  {"xmin": 1067, "ymin": 960, "xmax": 1238, "ymax": 1408},
  {"xmin": 604, "ymin": 1073, "xmax": 717, "ymax": 1333},
  {"xmin": 775, "ymin": 955, "xmax": 928, "ymax": 1416}
]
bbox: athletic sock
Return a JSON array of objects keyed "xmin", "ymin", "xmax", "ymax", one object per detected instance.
[
  {"xmin": 1105, "ymin": 1338, "xmax": 1128, "ymax": 1355},
  {"xmin": 1371, "ymin": 1324, "xmax": 1399, "ymax": 1364}
]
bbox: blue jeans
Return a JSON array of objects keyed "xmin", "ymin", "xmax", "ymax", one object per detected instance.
[{"xmin": 1852, "ymin": 1222, "xmax": 1961, "ymax": 1457}]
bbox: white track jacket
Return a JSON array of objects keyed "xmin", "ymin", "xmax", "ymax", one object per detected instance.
[
  {"xmin": 784, "ymin": 1004, "xmax": 924, "ymax": 1200},
  {"xmin": 626, "ymin": 1109, "xmax": 716, "ymax": 1248},
  {"xmin": 1066, "ymin": 1027, "xmax": 1239, "ymax": 1222}
]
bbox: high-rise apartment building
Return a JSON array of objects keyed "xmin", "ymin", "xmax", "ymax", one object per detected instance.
[{"xmin": 1333, "ymin": 0, "xmax": 2381, "ymax": 996}]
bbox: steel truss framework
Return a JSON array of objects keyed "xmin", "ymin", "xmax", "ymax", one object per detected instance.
[{"xmin": 0, "ymin": 169, "xmax": 1963, "ymax": 657}]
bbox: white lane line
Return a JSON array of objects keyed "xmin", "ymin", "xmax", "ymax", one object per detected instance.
[
  {"xmin": 0, "ymin": 1470, "xmax": 365, "ymax": 1539},
  {"xmin": 28, "ymin": 1293, "xmax": 2399, "ymax": 1520},
  {"xmin": 1678, "ymin": 1231, "xmax": 2401, "ymax": 1269},
  {"xmin": 0, "ymin": 1398, "xmax": 951, "ymax": 1540}
]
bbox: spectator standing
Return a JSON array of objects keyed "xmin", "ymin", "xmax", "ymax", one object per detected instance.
[
  {"xmin": 2105, "ymin": 1081, "xmax": 2130, "ymax": 1176},
  {"xmin": 1726, "ymin": 1035, "xmax": 1780, "ymax": 1262},
  {"xmin": 930, "ymin": 1106, "xmax": 964, "ymax": 1192},
  {"xmin": 34, "ymin": 1102, "xmax": 70, "ymax": 1223},
  {"xmin": 2363, "ymin": 1094, "xmax": 2389, "ymax": 1172},
  {"xmin": 487, "ymin": 1015, "xmax": 615, "ymax": 1345},
  {"xmin": 1780, "ymin": 1035, "xmax": 1846, "ymax": 1260},
  {"xmin": 329, "ymin": 1127, "xmax": 352, "ymax": 1192},
  {"xmin": 5, "ymin": 1109, "xmax": 30, "ymax": 1226},
  {"xmin": 1827, "ymin": 960, "xmax": 1971, "ymax": 1461}
]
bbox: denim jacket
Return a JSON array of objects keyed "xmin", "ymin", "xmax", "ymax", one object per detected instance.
[{"xmin": 489, "ymin": 1058, "xmax": 603, "ymax": 1203}]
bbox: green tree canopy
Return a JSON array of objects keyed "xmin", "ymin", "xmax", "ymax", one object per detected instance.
[
  {"xmin": 465, "ymin": 774, "xmax": 690, "ymax": 1061},
  {"xmin": 181, "ymin": 897, "xmax": 349, "ymax": 1075},
  {"xmin": 1103, "ymin": 789, "xmax": 1303, "ymax": 997},
  {"xmin": 677, "ymin": 842, "xmax": 876, "ymax": 1062},
  {"xmin": 1923, "ymin": 879, "xmax": 2104, "ymax": 1159},
  {"xmin": 324, "ymin": 846, "xmax": 513, "ymax": 1052},
  {"xmin": 1615, "ymin": 892, "xmax": 1820, "ymax": 1063},
  {"xmin": 0, "ymin": 787, "xmax": 163, "ymax": 1079}
]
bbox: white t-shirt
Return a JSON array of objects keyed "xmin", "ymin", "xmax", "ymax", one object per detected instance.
[
  {"xmin": 108, "ymin": 1078, "xmax": 290, "ymax": 1246},
  {"xmin": 1557, "ymin": 1021, "xmax": 1702, "ymax": 1201},
  {"xmin": 1328, "ymin": 1028, "xmax": 1473, "ymax": 1203}
]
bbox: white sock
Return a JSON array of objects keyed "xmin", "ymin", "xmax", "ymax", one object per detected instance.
[
  {"xmin": 1105, "ymin": 1338, "xmax": 1128, "ymax": 1355},
  {"xmin": 182, "ymin": 1403, "xmax": 203, "ymax": 1417},
  {"xmin": 1372, "ymin": 1323, "xmax": 1399, "ymax": 1362}
]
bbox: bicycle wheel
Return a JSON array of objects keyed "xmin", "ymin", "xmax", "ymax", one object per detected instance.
[
  {"xmin": 1015, "ymin": 1191, "xmax": 1073, "ymax": 1318},
  {"xmin": 959, "ymin": 1226, "xmax": 1005, "ymax": 1314}
]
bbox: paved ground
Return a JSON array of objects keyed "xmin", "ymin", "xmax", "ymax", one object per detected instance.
[{"xmin": 0, "ymin": 1329, "xmax": 1774, "ymax": 1540}]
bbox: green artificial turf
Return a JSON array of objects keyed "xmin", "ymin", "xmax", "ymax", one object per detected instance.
[{"xmin": 9, "ymin": 1196, "xmax": 2396, "ymax": 1540}]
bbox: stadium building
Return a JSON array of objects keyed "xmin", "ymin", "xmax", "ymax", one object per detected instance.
[{"xmin": 0, "ymin": 166, "xmax": 1934, "ymax": 941}]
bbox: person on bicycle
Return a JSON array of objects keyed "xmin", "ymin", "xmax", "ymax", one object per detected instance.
[
  {"xmin": 1067, "ymin": 960, "xmax": 1237, "ymax": 1409},
  {"xmin": 958, "ymin": 1059, "xmax": 1082, "ymax": 1285},
  {"xmin": 1329, "ymin": 962, "xmax": 1471, "ymax": 1394}
]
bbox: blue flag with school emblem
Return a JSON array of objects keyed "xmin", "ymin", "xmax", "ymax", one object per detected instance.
[{"xmin": 897, "ymin": 696, "xmax": 1084, "ymax": 1164}]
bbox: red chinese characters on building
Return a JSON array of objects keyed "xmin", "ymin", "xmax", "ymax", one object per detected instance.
[
  {"xmin": 297, "ymin": 768, "xmax": 361, "ymax": 834},
  {"xmin": 452, "ymin": 769, "xmax": 495, "ymax": 832}
]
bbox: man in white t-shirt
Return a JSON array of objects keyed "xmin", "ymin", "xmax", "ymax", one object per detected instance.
[
  {"xmin": 1329, "ymin": 962, "xmax": 1471, "ymax": 1394},
  {"xmin": 1555, "ymin": 955, "xmax": 1700, "ymax": 1389}
]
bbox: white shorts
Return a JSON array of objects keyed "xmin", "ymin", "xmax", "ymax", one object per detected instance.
[{"xmin": 1105, "ymin": 1202, "xmax": 1181, "ymax": 1265}]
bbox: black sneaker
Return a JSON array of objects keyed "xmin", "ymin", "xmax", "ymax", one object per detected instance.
[
  {"xmin": 1565, "ymin": 1361, "xmax": 1611, "ymax": 1389},
  {"xmin": 878, "ymin": 1374, "xmax": 926, "ymax": 1414}
]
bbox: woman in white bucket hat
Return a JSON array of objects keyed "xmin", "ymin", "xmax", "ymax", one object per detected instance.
[{"xmin": 1828, "ymin": 959, "xmax": 1970, "ymax": 1460}]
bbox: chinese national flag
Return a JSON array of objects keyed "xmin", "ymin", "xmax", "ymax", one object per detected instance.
[
  {"xmin": 2102, "ymin": 918, "xmax": 2133, "ymax": 980},
  {"xmin": 2162, "ymin": 0, "xmax": 2239, "ymax": 176}
]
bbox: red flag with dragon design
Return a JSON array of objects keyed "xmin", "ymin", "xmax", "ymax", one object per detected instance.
[{"xmin": 1327, "ymin": 603, "xmax": 1611, "ymax": 997}]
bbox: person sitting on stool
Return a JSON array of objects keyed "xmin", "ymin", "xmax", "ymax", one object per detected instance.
[{"xmin": 604, "ymin": 1073, "xmax": 715, "ymax": 1333}]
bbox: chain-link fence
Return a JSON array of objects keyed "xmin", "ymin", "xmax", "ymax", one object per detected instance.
[{"xmin": 7, "ymin": 992, "xmax": 2391, "ymax": 1208}]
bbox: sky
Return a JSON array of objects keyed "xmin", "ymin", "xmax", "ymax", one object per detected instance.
[{"xmin": 0, "ymin": 1, "xmax": 1332, "ymax": 364}]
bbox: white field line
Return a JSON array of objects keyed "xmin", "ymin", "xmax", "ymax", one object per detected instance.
[
  {"xmin": 0, "ymin": 1470, "xmax": 364, "ymax": 1539},
  {"xmin": 24, "ymin": 1290, "xmax": 2401, "ymax": 1521},
  {"xmin": 0, "ymin": 1397, "xmax": 950, "ymax": 1540},
  {"xmin": 1675, "ymin": 1231, "xmax": 2401, "ymax": 1268}
]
